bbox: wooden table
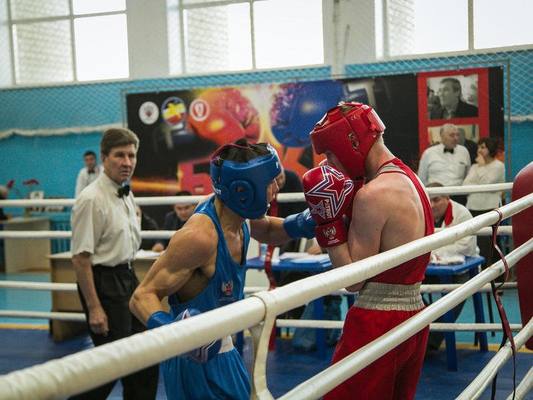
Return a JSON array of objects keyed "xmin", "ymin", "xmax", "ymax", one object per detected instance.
[
  {"xmin": 48, "ymin": 251, "xmax": 160, "ymax": 342},
  {"xmin": 1, "ymin": 217, "xmax": 51, "ymax": 273}
]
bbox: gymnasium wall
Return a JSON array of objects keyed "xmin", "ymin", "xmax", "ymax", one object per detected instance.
[{"xmin": 0, "ymin": 50, "xmax": 531, "ymax": 202}]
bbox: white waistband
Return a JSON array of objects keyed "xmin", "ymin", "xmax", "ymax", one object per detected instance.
[{"xmin": 357, "ymin": 282, "xmax": 424, "ymax": 311}]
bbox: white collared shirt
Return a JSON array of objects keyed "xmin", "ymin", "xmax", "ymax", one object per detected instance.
[
  {"xmin": 464, "ymin": 159, "xmax": 505, "ymax": 210},
  {"xmin": 433, "ymin": 200, "xmax": 478, "ymax": 258},
  {"xmin": 75, "ymin": 165, "xmax": 102, "ymax": 197},
  {"xmin": 418, "ymin": 144, "xmax": 471, "ymax": 186},
  {"xmin": 71, "ymin": 172, "xmax": 140, "ymax": 267}
]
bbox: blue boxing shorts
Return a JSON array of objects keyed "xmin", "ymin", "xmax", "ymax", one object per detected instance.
[{"xmin": 161, "ymin": 336, "xmax": 250, "ymax": 400}]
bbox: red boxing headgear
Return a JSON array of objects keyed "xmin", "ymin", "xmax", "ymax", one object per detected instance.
[{"xmin": 310, "ymin": 102, "xmax": 385, "ymax": 180}]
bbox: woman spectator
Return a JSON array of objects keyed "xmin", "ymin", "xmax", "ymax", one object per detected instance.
[{"xmin": 463, "ymin": 137, "xmax": 505, "ymax": 266}]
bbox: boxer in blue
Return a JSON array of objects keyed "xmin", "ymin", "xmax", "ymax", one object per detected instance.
[{"xmin": 130, "ymin": 139, "xmax": 315, "ymax": 399}]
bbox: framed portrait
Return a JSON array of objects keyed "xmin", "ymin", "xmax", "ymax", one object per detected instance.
[{"xmin": 417, "ymin": 68, "xmax": 489, "ymax": 154}]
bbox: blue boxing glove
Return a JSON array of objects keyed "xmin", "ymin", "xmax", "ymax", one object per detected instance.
[
  {"xmin": 283, "ymin": 209, "xmax": 316, "ymax": 239},
  {"xmin": 147, "ymin": 308, "xmax": 222, "ymax": 363},
  {"xmin": 147, "ymin": 310, "xmax": 173, "ymax": 329}
]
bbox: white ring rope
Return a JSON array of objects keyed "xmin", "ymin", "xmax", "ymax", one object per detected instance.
[
  {"xmin": 0, "ymin": 307, "xmax": 523, "ymax": 334},
  {"xmin": 280, "ymin": 240, "xmax": 533, "ymax": 400},
  {"xmin": 275, "ymin": 319, "xmax": 523, "ymax": 332},
  {"xmin": 0, "ymin": 194, "xmax": 530, "ymax": 399},
  {"xmin": 505, "ymin": 367, "xmax": 533, "ymax": 400},
  {"xmin": 0, "ymin": 311, "xmax": 85, "ymax": 322},
  {"xmin": 457, "ymin": 318, "xmax": 533, "ymax": 400},
  {"xmin": 0, "ymin": 226, "xmax": 513, "ymax": 240},
  {"xmin": 0, "ymin": 281, "xmax": 517, "ymax": 294},
  {"xmin": 0, "ymin": 281, "xmax": 77, "ymax": 291},
  {"xmin": 0, "ymin": 182, "xmax": 514, "ymax": 208}
]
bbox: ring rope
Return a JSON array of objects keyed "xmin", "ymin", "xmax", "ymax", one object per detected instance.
[
  {"xmin": 0, "ymin": 281, "xmax": 517, "ymax": 294},
  {"xmin": 0, "ymin": 310, "xmax": 85, "ymax": 322},
  {"xmin": 457, "ymin": 318, "xmax": 533, "ymax": 400},
  {"xmin": 505, "ymin": 367, "xmax": 533, "ymax": 400},
  {"xmin": 279, "ymin": 240, "xmax": 532, "ymax": 400},
  {"xmin": 0, "ymin": 196, "xmax": 530, "ymax": 399},
  {"xmin": 0, "ymin": 182, "xmax": 515, "ymax": 208},
  {"xmin": 274, "ymin": 319, "xmax": 523, "ymax": 332},
  {"xmin": 0, "ymin": 307, "xmax": 523, "ymax": 334},
  {"xmin": 0, "ymin": 226, "xmax": 514, "ymax": 240}
]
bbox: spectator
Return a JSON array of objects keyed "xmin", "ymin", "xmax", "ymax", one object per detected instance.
[
  {"xmin": 463, "ymin": 137, "xmax": 505, "ymax": 267},
  {"xmin": 75, "ymin": 150, "xmax": 101, "ymax": 197},
  {"xmin": 425, "ymin": 182, "xmax": 478, "ymax": 352},
  {"xmin": 430, "ymin": 77, "xmax": 478, "ymax": 120},
  {"xmin": 70, "ymin": 128, "xmax": 159, "ymax": 399},
  {"xmin": 135, "ymin": 205, "xmax": 165, "ymax": 252},
  {"xmin": 161, "ymin": 190, "xmax": 196, "ymax": 248},
  {"xmin": 457, "ymin": 127, "xmax": 478, "ymax": 165},
  {"xmin": 0, "ymin": 185, "xmax": 8, "ymax": 221},
  {"xmin": 418, "ymin": 123, "xmax": 471, "ymax": 205}
]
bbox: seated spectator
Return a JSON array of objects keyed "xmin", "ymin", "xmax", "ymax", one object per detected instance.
[
  {"xmin": 75, "ymin": 150, "xmax": 101, "ymax": 197},
  {"xmin": 463, "ymin": 137, "xmax": 505, "ymax": 268},
  {"xmin": 135, "ymin": 206, "xmax": 164, "ymax": 252},
  {"xmin": 425, "ymin": 182, "xmax": 478, "ymax": 352},
  {"xmin": 161, "ymin": 191, "xmax": 196, "ymax": 248}
]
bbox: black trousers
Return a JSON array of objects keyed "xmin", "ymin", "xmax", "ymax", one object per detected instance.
[{"xmin": 71, "ymin": 265, "xmax": 159, "ymax": 400}]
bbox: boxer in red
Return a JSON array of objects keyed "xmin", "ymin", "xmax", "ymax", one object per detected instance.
[{"xmin": 303, "ymin": 102, "xmax": 434, "ymax": 400}]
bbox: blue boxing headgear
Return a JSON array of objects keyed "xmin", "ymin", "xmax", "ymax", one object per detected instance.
[{"xmin": 210, "ymin": 142, "xmax": 282, "ymax": 219}]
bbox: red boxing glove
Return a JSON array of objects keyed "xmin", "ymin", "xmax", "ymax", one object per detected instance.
[{"xmin": 302, "ymin": 165, "xmax": 357, "ymax": 247}]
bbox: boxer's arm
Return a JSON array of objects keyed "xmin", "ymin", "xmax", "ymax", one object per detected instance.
[
  {"xmin": 130, "ymin": 215, "xmax": 216, "ymax": 325},
  {"xmin": 72, "ymin": 251, "xmax": 108, "ymax": 335},
  {"xmin": 326, "ymin": 187, "xmax": 386, "ymax": 292},
  {"xmin": 249, "ymin": 216, "xmax": 292, "ymax": 245}
]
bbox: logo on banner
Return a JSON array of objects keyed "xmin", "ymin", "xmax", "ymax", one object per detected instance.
[
  {"xmin": 138, "ymin": 101, "xmax": 159, "ymax": 125},
  {"xmin": 189, "ymin": 99, "xmax": 210, "ymax": 122},
  {"xmin": 161, "ymin": 97, "xmax": 187, "ymax": 128}
]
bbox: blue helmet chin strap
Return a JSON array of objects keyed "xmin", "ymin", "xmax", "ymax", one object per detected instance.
[{"xmin": 210, "ymin": 144, "xmax": 281, "ymax": 219}]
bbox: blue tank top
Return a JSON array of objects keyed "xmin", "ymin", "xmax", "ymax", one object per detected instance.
[{"xmin": 168, "ymin": 196, "xmax": 250, "ymax": 316}]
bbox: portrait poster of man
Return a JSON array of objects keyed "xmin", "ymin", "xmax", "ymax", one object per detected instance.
[{"xmin": 417, "ymin": 67, "xmax": 503, "ymax": 156}]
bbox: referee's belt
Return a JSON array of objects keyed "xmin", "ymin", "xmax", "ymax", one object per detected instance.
[{"xmin": 93, "ymin": 262, "xmax": 132, "ymax": 270}]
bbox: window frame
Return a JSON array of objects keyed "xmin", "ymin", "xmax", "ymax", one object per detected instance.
[
  {"xmin": 170, "ymin": 0, "xmax": 325, "ymax": 75},
  {"xmin": 6, "ymin": 0, "xmax": 128, "ymax": 86}
]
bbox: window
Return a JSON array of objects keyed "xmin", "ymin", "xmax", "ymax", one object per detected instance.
[
  {"xmin": 385, "ymin": 0, "xmax": 532, "ymax": 58},
  {"xmin": 6, "ymin": 0, "xmax": 128, "ymax": 85},
  {"xmin": 387, "ymin": 0, "xmax": 469, "ymax": 57},
  {"xmin": 168, "ymin": 0, "xmax": 324, "ymax": 75},
  {"xmin": 473, "ymin": 0, "xmax": 533, "ymax": 49}
]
